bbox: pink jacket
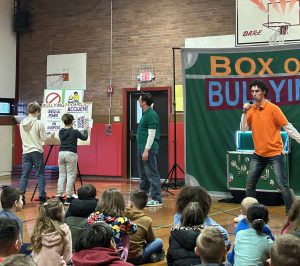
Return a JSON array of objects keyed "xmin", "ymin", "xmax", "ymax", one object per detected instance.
[{"xmin": 33, "ymin": 223, "xmax": 72, "ymax": 266}]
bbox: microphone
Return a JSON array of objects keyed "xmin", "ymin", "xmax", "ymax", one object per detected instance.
[{"xmin": 242, "ymin": 100, "xmax": 253, "ymax": 113}]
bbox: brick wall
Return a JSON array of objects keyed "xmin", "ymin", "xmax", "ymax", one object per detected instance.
[{"xmin": 18, "ymin": 0, "xmax": 235, "ymax": 117}]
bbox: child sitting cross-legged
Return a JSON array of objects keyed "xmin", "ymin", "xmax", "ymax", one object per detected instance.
[
  {"xmin": 125, "ymin": 190, "xmax": 164, "ymax": 265},
  {"xmin": 88, "ymin": 188, "xmax": 137, "ymax": 260}
]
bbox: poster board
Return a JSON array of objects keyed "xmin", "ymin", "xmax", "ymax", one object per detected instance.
[
  {"xmin": 43, "ymin": 89, "xmax": 85, "ymax": 104},
  {"xmin": 41, "ymin": 102, "xmax": 93, "ymax": 145}
]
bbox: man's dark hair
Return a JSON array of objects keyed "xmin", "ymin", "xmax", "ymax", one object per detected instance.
[
  {"xmin": 77, "ymin": 184, "xmax": 97, "ymax": 200},
  {"xmin": 249, "ymin": 79, "xmax": 268, "ymax": 96},
  {"xmin": 140, "ymin": 93, "xmax": 153, "ymax": 106},
  {"xmin": 1, "ymin": 186, "xmax": 21, "ymax": 209},
  {"xmin": 74, "ymin": 222, "xmax": 113, "ymax": 252},
  {"xmin": 270, "ymin": 234, "xmax": 300, "ymax": 266},
  {"xmin": 0, "ymin": 218, "xmax": 20, "ymax": 251},
  {"xmin": 61, "ymin": 113, "xmax": 74, "ymax": 126},
  {"xmin": 130, "ymin": 190, "xmax": 148, "ymax": 210},
  {"xmin": 27, "ymin": 101, "xmax": 41, "ymax": 114}
]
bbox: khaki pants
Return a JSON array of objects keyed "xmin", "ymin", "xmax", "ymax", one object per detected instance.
[{"xmin": 58, "ymin": 151, "xmax": 78, "ymax": 198}]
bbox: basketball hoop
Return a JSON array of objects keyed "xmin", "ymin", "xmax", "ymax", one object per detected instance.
[
  {"xmin": 263, "ymin": 22, "xmax": 291, "ymax": 46},
  {"xmin": 46, "ymin": 73, "xmax": 69, "ymax": 90}
]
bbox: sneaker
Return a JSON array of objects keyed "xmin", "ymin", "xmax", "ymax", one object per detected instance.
[
  {"xmin": 39, "ymin": 196, "xmax": 47, "ymax": 204},
  {"xmin": 146, "ymin": 200, "xmax": 162, "ymax": 207},
  {"xmin": 149, "ymin": 249, "xmax": 165, "ymax": 263},
  {"xmin": 64, "ymin": 197, "xmax": 74, "ymax": 205}
]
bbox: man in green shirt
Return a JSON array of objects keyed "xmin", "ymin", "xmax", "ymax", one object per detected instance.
[{"xmin": 137, "ymin": 93, "xmax": 162, "ymax": 207}]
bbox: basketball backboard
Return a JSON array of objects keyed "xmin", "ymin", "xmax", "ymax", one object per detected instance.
[
  {"xmin": 236, "ymin": 0, "xmax": 300, "ymax": 46},
  {"xmin": 47, "ymin": 53, "xmax": 86, "ymax": 90}
]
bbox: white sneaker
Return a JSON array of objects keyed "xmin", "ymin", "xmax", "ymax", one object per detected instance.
[{"xmin": 146, "ymin": 200, "xmax": 162, "ymax": 207}]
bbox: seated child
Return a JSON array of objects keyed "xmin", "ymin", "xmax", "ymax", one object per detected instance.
[
  {"xmin": 167, "ymin": 202, "xmax": 204, "ymax": 266},
  {"xmin": 88, "ymin": 188, "xmax": 137, "ymax": 258},
  {"xmin": 31, "ymin": 199, "xmax": 72, "ymax": 266},
  {"xmin": 65, "ymin": 184, "xmax": 97, "ymax": 218},
  {"xmin": 194, "ymin": 226, "xmax": 231, "ymax": 266},
  {"xmin": 0, "ymin": 186, "xmax": 31, "ymax": 254},
  {"xmin": 0, "ymin": 186, "xmax": 24, "ymax": 240},
  {"xmin": 227, "ymin": 197, "xmax": 274, "ymax": 264},
  {"xmin": 125, "ymin": 191, "xmax": 164, "ymax": 265},
  {"xmin": 235, "ymin": 197, "xmax": 274, "ymax": 238},
  {"xmin": 173, "ymin": 186, "xmax": 231, "ymax": 250},
  {"xmin": 269, "ymin": 234, "xmax": 300, "ymax": 266},
  {"xmin": 0, "ymin": 218, "xmax": 21, "ymax": 261},
  {"xmin": 66, "ymin": 184, "xmax": 98, "ymax": 251},
  {"xmin": 234, "ymin": 203, "xmax": 273, "ymax": 266},
  {"xmin": 72, "ymin": 222, "xmax": 134, "ymax": 266}
]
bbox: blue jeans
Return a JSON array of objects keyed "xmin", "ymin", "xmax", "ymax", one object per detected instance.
[
  {"xmin": 246, "ymin": 153, "xmax": 292, "ymax": 212},
  {"xmin": 19, "ymin": 151, "xmax": 46, "ymax": 197},
  {"xmin": 128, "ymin": 238, "xmax": 163, "ymax": 265},
  {"xmin": 138, "ymin": 149, "xmax": 162, "ymax": 203},
  {"xmin": 141, "ymin": 238, "xmax": 163, "ymax": 263}
]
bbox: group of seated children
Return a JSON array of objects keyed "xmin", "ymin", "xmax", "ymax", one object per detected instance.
[{"xmin": 1, "ymin": 184, "xmax": 300, "ymax": 266}]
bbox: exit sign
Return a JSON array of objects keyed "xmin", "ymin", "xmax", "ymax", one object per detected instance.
[{"xmin": 137, "ymin": 72, "xmax": 155, "ymax": 82}]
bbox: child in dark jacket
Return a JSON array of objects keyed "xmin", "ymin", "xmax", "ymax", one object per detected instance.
[
  {"xmin": 125, "ymin": 191, "xmax": 164, "ymax": 265},
  {"xmin": 167, "ymin": 202, "xmax": 204, "ymax": 266},
  {"xmin": 57, "ymin": 113, "xmax": 88, "ymax": 205},
  {"xmin": 65, "ymin": 184, "xmax": 98, "ymax": 251},
  {"xmin": 65, "ymin": 184, "xmax": 97, "ymax": 218}
]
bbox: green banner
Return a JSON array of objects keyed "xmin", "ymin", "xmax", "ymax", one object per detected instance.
[{"xmin": 182, "ymin": 45, "xmax": 300, "ymax": 194}]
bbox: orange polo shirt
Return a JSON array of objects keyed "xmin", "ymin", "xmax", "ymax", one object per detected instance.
[{"xmin": 246, "ymin": 101, "xmax": 288, "ymax": 157}]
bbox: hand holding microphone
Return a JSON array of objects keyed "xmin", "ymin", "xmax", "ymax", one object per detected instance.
[{"xmin": 242, "ymin": 100, "xmax": 253, "ymax": 113}]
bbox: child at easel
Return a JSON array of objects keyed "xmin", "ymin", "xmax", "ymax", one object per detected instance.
[{"xmin": 57, "ymin": 113, "xmax": 88, "ymax": 205}]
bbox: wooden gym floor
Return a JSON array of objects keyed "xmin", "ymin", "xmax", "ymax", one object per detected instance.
[{"xmin": 0, "ymin": 176, "xmax": 287, "ymax": 266}]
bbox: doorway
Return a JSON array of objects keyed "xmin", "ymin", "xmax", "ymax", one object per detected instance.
[{"xmin": 123, "ymin": 87, "xmax": 170, "ymax": 180}]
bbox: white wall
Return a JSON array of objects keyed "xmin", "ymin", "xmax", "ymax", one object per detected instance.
[
  {"xmin": 185, "ymin": 34, "xmax": 235, "ymax": 48},
  {"xmin": 0, "ymin": 126, "xmax": 13, "ymax": 176},
  {"xmin": 0, "ymin": 0, "xmax": 16, "ymax": 98},
  {"xmin": 0, "ymin": 0, "xmax": 16, "ymax": 177}
]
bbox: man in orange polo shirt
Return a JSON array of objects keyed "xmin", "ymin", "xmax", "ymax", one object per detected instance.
[{"xmin": 241, "ymin": 79, "xmax": 300, "ymax": 213}]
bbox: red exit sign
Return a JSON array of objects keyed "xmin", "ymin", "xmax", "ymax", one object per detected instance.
[{"xmin": 137, "ymin": 72, "xmax": 155, "ymax": 82}]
